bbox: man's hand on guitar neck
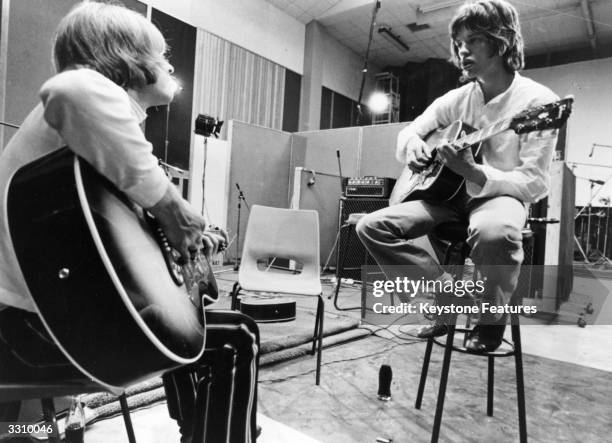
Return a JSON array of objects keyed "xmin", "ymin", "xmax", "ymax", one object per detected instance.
[
  {"xmin": 147, "ymin": 183, "xmax": 227, "ymax": 263},
  {"xmin": 437, "ymin": 140, "xmax": 487, "ymax": 187}
]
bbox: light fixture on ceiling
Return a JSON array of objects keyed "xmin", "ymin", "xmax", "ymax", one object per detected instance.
[
  {"xmin": 378, "ymin": 26, "xmax": 410, "ymax": 52},
  {"xmin": 418, "ymin": 0, "xmax": 463, "ymax": 14},
  {"xmin": 406, "ymin": 22, "xmax": 431, "ymax": 32}
]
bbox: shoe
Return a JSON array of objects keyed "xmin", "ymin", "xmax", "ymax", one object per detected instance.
[
  {"xmin": 417, "ymin": 324, "xmax": 448, "ymax": 339},
  {"xmin": 465, "ymin": 324, "xmax": 506, "ymax": 353}
]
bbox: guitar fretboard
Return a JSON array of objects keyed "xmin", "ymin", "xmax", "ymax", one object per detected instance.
[{"xmin": 452, "ymin": 117, "xmax": 513, "ymax": 151}]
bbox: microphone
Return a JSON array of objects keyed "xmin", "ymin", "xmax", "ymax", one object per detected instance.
[{"xmin": 377, "ymin": 364, "xmax": 392, "ymax": 401}]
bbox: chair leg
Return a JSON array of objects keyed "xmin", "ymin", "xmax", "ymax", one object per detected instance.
[
  {"xmin": 431, "ymin": 324, "xmax": 455, "ymax": 443},
  {"xmin": 415, "ymin": 338, "xmax": 434, "ymax": 409},
  {"xmin": 315, "ymin": 294, "xmax": 324, "ymax": 385},
  {"xmin": 487, "ymin": 356, "xmax": 495, "ymax": 416},
  {"xmin": 119, "ymin": 393, "xmax": 137, "ymax": 443},
  {"xmin": 311, "ymin": 300, "xmax": 321, "ymax": 356},
  {"xmin": 512, "ymin": 320, "xmax": 528, "ymax": 443},
  {"xmin": 231, "ymin": 282, "xmax": 241, "ymax": 310},
  {"xmin": 41, "ymin": 398, "xmax": 61, "ymax": 443}
]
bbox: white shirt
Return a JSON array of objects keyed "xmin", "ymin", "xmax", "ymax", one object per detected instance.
[
  {"xmin": 0, "ymin": 69, "xmax": 170, "ymax": 312},
  {"xmin": 396, "ymin": 72, "xmax": 560, "ymax": 203}
]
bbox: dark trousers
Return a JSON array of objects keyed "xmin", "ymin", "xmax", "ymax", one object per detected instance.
[
  {"xmin": 0, "ymin": 307, "xmax": 259, "ymax": 443},
  {"xmin": 0, "ymin": 307, "xmax": 80, "ymax": 422},
  {"xmin": 163, "ymin": 310, "xmax": 260, "ymax": 443}
]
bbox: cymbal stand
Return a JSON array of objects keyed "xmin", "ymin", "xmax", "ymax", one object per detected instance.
[{"xmin": 594, "ymin": 197, "xmax": 612, "ymax": 267}]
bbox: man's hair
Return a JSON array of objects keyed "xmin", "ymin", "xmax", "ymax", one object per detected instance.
[
  {"xmin": 53, "ymin": 2, "xmax": 168, "ymax": 89},
  {"xmin": 449, "ymin": 0, "xmax": 524, "ymax": 72}
]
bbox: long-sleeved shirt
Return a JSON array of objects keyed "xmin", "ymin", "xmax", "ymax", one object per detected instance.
[
  {"xmin": 396, "ymin": 72, "xmax": 559, "ymax": 203},
  {"xmin": 0, "ymin": 68, "xmax": 170, "ymax": 312}
]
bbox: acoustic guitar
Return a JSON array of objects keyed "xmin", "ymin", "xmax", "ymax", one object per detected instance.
[
  {"xmin": 7, "ymin": 148, "xmax": 216, "ymax": 391},
  {"xmin": 389, "ymin": 96, "xmax": 574, "ymax": 205}
]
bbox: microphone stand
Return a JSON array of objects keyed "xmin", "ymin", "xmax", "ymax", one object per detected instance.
[
  {"xmin": 163, "ymin": 103, "xmax": 171, "ymax": 163},
  {"xmin": 0, "ymin": 120, "xmax": 19, "ymax": 129},
  {"xmin": 234, "ymin": 183, "xmax": 250, "ymax": 271}
]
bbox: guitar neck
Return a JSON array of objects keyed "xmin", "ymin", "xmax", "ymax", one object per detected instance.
[{"xmin": 453, "ymin": 117, "xmax": 513, "ymax": 151}]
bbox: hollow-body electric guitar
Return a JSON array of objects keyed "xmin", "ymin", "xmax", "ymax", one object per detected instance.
[
  {"xmin": 7, "ymin": 148, "xmax": 217, "ymax": 391},
  {"xmin": 388, "ymin": 96, "xmax": 574, "ymax": 205}
]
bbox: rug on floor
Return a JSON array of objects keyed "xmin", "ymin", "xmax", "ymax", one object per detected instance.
[{"xmin": 76, "ymin": 298, "xmax": 364, "ymax": 422}]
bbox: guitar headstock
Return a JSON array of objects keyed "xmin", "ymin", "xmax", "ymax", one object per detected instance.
[{"xmin": 509, "ymin": 96, "xmax": 574, "ymax": 134}]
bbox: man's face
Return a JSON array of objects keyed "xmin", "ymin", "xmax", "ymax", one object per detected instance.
[
  {"xmin": 453, "ymin": 27, "xmax": 503, "ymax": 80},
  {"xmin": 139, "ymin": 60, "xmax": 178, "ymax": 107}
]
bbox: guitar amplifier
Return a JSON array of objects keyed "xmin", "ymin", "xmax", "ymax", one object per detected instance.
[
  {"xmin": 337, "ymin": 197, "xmax": 389, "ymax": 279},
  {"xmin": 343, "ymin": 177, "xmax": 396, "ymax": 198}
]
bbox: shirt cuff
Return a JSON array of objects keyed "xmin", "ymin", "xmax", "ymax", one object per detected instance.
[
  {"xmin": 465, "ymin": 164, "xmax": 501, "ymax": 198},
  {"xmin": 124, "ymin": 167, "xmax": 170, "ymax": 208}
]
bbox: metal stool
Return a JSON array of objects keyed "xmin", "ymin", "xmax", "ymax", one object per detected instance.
[{"xmin": 415, "ymin": 221, "xmax": 527, "ymax": 443}]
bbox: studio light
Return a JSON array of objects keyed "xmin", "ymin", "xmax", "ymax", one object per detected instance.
[
  {"xmin": 171, "ymin": 77, "xmax": 183, "ymax": 95},
  {"xmin": 194, "ymin": 114, "xmax": 223, "ymax": 138},
  {"xmin": 368, "ymin": 92, "xmax": 390, "ymax": 114}
]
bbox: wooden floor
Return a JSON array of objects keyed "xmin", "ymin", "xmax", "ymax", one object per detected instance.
[
  {"xmin": 258, "ymin": 333, "xmax": 612, "ymax": 443},
  {"xmin": 15, "ymin": 268, "xmax": 612, "ymax": 443}
]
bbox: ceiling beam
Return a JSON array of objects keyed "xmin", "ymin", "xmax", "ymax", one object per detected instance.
[{"xmin": 580, "ymin": 0, "xmax": 598, "ymax": 55}]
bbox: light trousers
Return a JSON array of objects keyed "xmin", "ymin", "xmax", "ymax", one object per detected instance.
[{"xmin": 356, "ymin": 191, "xmax": 526, "ymax": 306}]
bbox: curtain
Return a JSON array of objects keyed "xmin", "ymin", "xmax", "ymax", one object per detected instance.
[{"xmin": 193, "ymin": 29, "xmax": 286, "ymax": 138}]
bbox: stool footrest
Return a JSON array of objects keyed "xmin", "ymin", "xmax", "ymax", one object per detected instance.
[{"xmin": 430, "ymin": 335, "xmax": 516, "ymax": 357}]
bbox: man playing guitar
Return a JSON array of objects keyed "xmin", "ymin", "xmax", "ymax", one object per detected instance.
[
  {"xmin": 0, "ymin": 3, "xmax": 258, "ymax": 442},
  {"xmin": 357, "ymin": 0, "xmax": 559, "ymax": 352}
]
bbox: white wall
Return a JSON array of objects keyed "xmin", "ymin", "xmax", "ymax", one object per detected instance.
[
  {"xmin": 526, "ymin": 58, "xmax": 612, "ymax": 205},
  {"xmin": 144, "ymin": 0, "xmax": 305, "ymax": 74},
  {"xmin": 320, "ymin": 24, "xmax": 379, "ymax": 101}
]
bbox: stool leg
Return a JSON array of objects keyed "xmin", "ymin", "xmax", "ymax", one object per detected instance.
[
  {"xmin": 119, "ymin": 394, "xmax": 137, "ymax": 443},
  {"xmin": 415, "ymin": 338, "xmax": 434, "ymax": 409},
  {"xmin": 431, "ymin": 324, "xmax": 455, "ymax": 443},
  {"xmin": 487, "ymin": 356, "xmax": 495, "ymax": 416},
  {"xmin": 41, "ymin": 398, "xmax": 61, "ymax": 443},
  {"xmin": 512, "ymin": 320, "xmax": 527, "ymax": 443}
]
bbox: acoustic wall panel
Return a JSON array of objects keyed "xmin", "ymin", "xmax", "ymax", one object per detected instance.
[
  {"xmin": 226, "ymin": 121, "xmax": 293, "ymax": 262},
  {"xmin": 360, "ymin": 122, "xmax": 407, "ymax": 178}
]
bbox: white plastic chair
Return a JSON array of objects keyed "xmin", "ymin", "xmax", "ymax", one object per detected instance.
[{"xmin": 230, "ymin": 205, "xmax": 324, "ymax": 384}]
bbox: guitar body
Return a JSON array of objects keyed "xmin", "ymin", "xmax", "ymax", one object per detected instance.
[
  {"xmin": 7, "ymin": 148, "xmax": 207, "ymax": 391},
  {"xmin": 389, "ymin": 121, "xmax": 481, "ymax": 205}
]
